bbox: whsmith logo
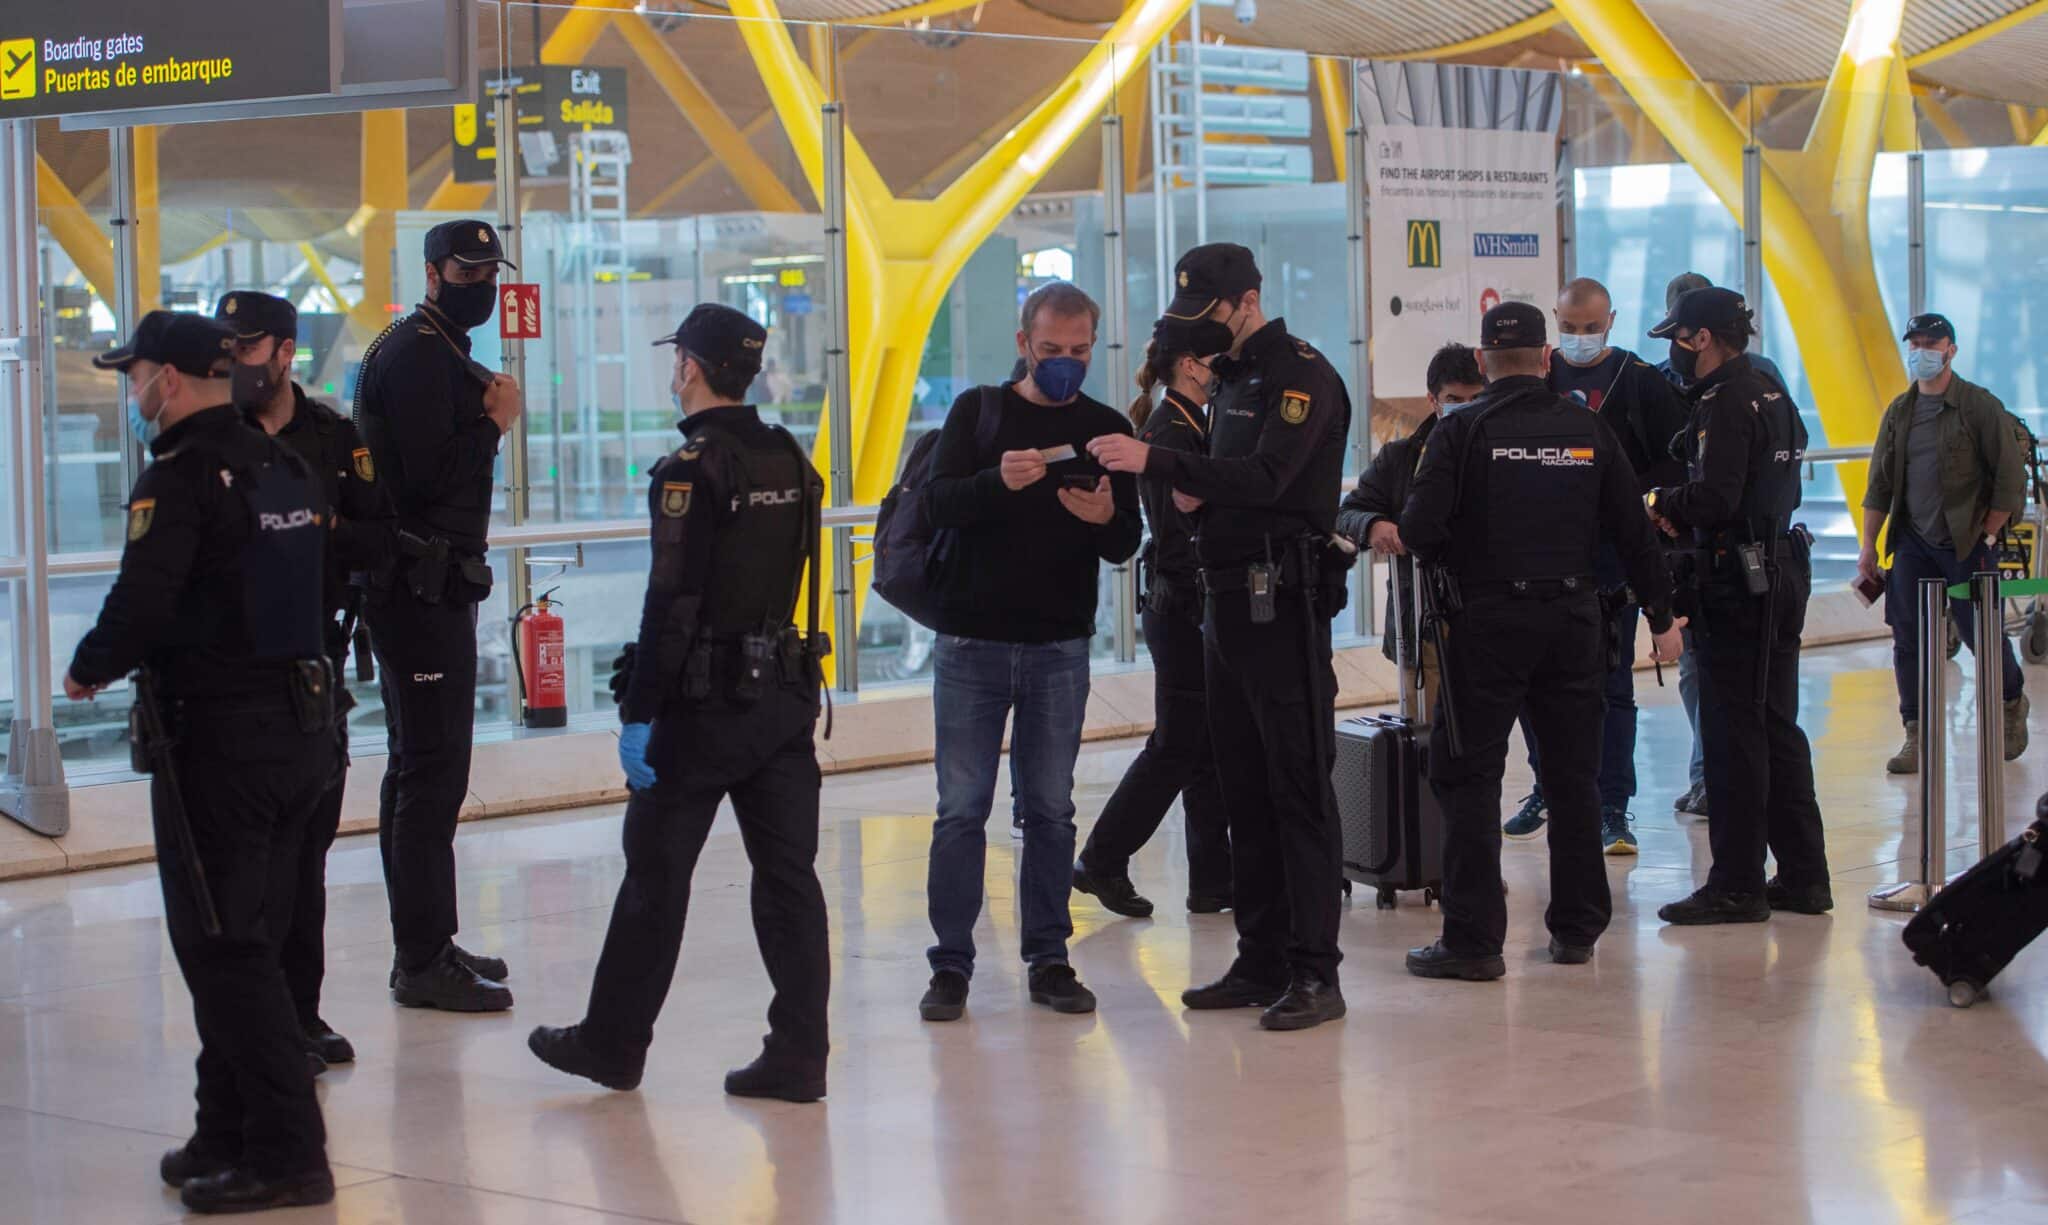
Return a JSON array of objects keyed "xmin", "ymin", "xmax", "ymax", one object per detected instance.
[
  {"xmin": 1473, "ymin": 232, "xmax": 1540, "ymax": 258},
  {"xmin": 1493, "ymin": 446, "xmax": 1594, "ymax": 467},
  {"xmin": 1406, "ymin": 220, "xmax": 1442, "ymax": 269}
]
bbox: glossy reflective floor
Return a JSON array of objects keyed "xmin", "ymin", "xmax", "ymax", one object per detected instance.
[{"xmin": 4, "ymin": 641, "xmax": 2048, "ymax": 1224}]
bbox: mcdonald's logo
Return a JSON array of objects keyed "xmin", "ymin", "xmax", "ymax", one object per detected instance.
[{"xmin": 1406, "ymin": 220, "xmax": 1443, "ymax": 269}]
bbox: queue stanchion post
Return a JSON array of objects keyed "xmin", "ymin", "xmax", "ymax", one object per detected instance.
[
  {"xmin": 1871, "ymin": 576, "xmax": 1949, "ymax": 912},
  {"xmin": 1971, "ymin": 569, "xmax": 2006, "ymax": 866}
]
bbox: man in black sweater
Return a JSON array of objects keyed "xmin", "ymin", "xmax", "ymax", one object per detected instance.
[{"xmin": 916, "ymin": 282, "xmax": 1142, "ymax": 1023}]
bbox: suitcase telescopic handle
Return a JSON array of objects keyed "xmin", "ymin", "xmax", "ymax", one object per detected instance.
[{"xmin": 1389, "ymin": 557, "xmax": 1425, "ymax": 724}]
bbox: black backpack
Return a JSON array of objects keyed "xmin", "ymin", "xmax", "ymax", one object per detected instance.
[{"xmin": 871, "ymin": 386, "xmax": 1003, "ymax": 630}]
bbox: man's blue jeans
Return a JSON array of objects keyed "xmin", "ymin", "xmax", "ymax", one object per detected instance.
[
  {"xmin": 1886, "ymin": 527, "xmax": 2026, "ymax": 724},
  {"xmin": 927, "ymin": 635, "xmax": 1091, "ymax": 977},
  {"xmin": 1678, "ymin": 627, "xmax": 1704, "ymax": 790}
]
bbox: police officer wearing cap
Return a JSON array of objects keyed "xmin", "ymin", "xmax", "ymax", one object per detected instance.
[
  {"xmin": 64, "ymin": 311, "xmax": 338, "ymax": 1213},
  {"xmin": 218, "ymin": 290, "xmax": 395, "ymax": 1068},
  {"xmin": 1398, "ymin": 303, "xmax": 1683, "ymax": 981},
  {"xmin": 354, "ymin": 219, "xmax": 523, "ymax": 1011},
  {"xmin": 530, "ymin": 304, "xmax": 833, "ymax": 1103},
  {"xmin": 1644, "ymin": 287, "xmax": 1832, "ymax": 925},
  {"xmin": 1090, "ymin": 243, "xmax": 1355, "ymax": 1031}
]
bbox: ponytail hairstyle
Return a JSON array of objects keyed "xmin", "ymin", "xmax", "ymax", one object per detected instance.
[{"xmin": 1128, "ymin": 338, "xmax": 1187, "ymax": 428}]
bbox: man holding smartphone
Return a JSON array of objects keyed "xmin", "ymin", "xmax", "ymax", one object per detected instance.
[{"xmin": 1860, "ymin": 312, "xmax": 2028, "ymax": 774}]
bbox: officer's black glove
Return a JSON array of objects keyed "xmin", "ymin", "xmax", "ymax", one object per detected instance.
[{"xmin": 608, "ymin": 643, "xmax": 636, "ymax": 716}]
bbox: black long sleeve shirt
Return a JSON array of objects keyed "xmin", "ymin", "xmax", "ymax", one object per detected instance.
[
  {"xmin": 924, "ymin": 383, "xmax": 1142, "ymax": 643},
  {"xmin": 1137, "ymin": 388, "xmax": 1209, "ymax": 588},
  {"xmin": 354, "ymin": 304, "xmax": 501, "ymax": 556}
]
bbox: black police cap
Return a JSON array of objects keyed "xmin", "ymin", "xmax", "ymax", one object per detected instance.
[
  {"xmin": 93, "ymin": 310, "xmax": 237, "ymax": 379},
  {"xmin": 1902, "ymin": 312, "xmax": 1956, "ymax": 344},
  {"xmin": 424, "ymin": 219, "xmax": 517, "ymax": 270},
  {"xmin": 1479, "ymin": 300, "xmax": 1547, "ymax": 350},
  {"xmin": 652, "ymin": 304, "xmax": 768, "ymax": 374},
  {"xmin": 215, "ymin": 290, "xmax": 298, "ymax": 342},
  {"xmin": 1150, "ymin": 315, "xmax": 1234, "ymax": 360},
  {"xmin": 1164, "ymin": 243, "xmax": 1261, "ymax": 322},
  {"xmin": 1649, "ymin": 286, "xmax": 1752, "ymax": 340}
]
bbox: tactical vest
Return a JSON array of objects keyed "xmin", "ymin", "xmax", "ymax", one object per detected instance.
[
  {"xmin": 1739, "ymin": 387, "xmax": 1807, "ymax": 528},
  {"xmin": 1451, "ymin": 384, "xmax": 1605, "ymax": 583},
  {"xmin": 234, "ymin": 446, "xmax": 327, "ymax": 663},
  {"xmin": 672, "ymin": 422, "xmax": 818, "ymax": 636}
]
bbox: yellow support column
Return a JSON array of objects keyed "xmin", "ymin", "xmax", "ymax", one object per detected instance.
[
  {"xmin": 1312, "ymin": 56, "xmax": 1348, "ymax": 181},
  {"xmin": 728, "ymin": 0, "xmax": 1193, "ymax": 658},
  {"xmin": 349, "ymin": 109, "xmax": 409, "ymax": 341},
  {"xmin": 133, "ymin": 126, "xmax": 161, "ymax": 312},
  {"xmin": 34, "ymin": 156, "xmax": 116, "ymax": 305},
  {"xmin": 1553, "ymin": 0, "xmax": 1906, "ymax": 529}
]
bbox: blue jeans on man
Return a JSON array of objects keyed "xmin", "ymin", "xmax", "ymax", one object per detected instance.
[
  {"xmin": 1521, "ymin": 602, "xmax": 1640, "ymax": 811},
  {"xmin": 1677, "ymin": 627, "xmax": 1705, "ymax": 790},
  {"xmin": 1886, "ymin": 527, "xmax": 2025, "ymax": 723},
  {"xmin": 927, "ymin": 636, "xmax": 1091, "ymax": 976}
]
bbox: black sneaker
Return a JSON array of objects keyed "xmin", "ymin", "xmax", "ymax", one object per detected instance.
[
  {"xmin": 1072, "ymin": 861, "xmax": 1154, "ymax": 918},
  {"xmin": 1658, "ymin": 886, "xmax": 1771, "ymax": 926},
  {"xmin": 180, "ymin": 1166, "xmax": 335, "ymax": 1214},
  {"xmin": 1601, "ymin": 807, "xmax": 1639, "ymax": 856},
  {"xmin": 1027, "ymin": 963, "xmax": 1097, "ymax": 1014},
  {"xmin": 1185, "ymin": 891, "xmax": 1234, "ymax": 914},
  {"xmin": 392, "ymin": 947, "xmax": 514, "ymax": 1012},
  {"xmin": 303, "ymin": 1018, "xmax": 355, "ymax": 1065},
  {"xmin": 1765, "ymin": 876, "xmax": 1835, "ymax": 915},
  {"xmin": 1258, "ymin": 973, "xmax": 1346, "ymax": 1031},
  {"xmin": 1405, "ymin": 941, "xmax": 1506, "ymax": 981},
  {"xmin": 160, "ymin": 1143, "xmax": 235, "ymax": 1189},
  {"xmin": 1181, "ymin": 972, "xmax": 1287, "ymax": 1010},
  {"xmin": 724, "ymin": 1054, "xmax": 827, "ymax": 1103},
  {"xmin": 527, "ymin": 1024, "xmax": 644, "ymax": 1091},
  {"xmin": 1547, "ymin": 937, "xmax": 1594, "ymax": 965},
  {"xmin": 1503, "ymin": 793, "xmax": 1547, "ymax": 840},
  {"xmin": 919, "ymin": 970, "xmax": 969, "ymax": 1022}
]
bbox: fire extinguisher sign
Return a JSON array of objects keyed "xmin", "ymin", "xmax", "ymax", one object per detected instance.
[{"xmin": 499, "ymin": 283, "xmax": 542, "ymax": 341}]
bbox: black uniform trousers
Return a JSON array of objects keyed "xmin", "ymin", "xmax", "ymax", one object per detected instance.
[
  {"xmin": 581, "ymin": 684, "xmax": 829, "ymax": 1068},
  {"xmin": 366, "ymin": 581, "xmax": 480, "ymax": 970},
  {"xmin": 1079, "ymin": 603, "xmax": 1233, "ymax": 895},
  {"xmin": 282, "ymin": 659, "xmax": 350, "ymax": 1027},
  {"xmin": 1430, "ymin": 590, "xmax": 1610, "ymax": 956},
  {"xmin": 156, "ymin": 699, "xmax": 333, "ymax": 1177},
  {"xmin": 1203, "ymin": 588, "xmax": 1343, "ymax": 985},
  {"xmin": 1692, "ymin": 543, "xmax": 1830, "ymax": 895}
]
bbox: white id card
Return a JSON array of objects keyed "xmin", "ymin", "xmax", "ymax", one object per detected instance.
[{"xmin": 1038, "ymin": 444, "xmax": 1078, "ymax": 463}]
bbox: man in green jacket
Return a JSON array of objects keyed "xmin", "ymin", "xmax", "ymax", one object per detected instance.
[{"xmin": 1859, "ymin": 312, "xmax": 2029, "ymax": 773}]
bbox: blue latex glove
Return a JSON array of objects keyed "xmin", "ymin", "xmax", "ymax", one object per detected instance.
[{"xmin": 618, "ymin": 722, "xmax": 656, "ymax": 791}]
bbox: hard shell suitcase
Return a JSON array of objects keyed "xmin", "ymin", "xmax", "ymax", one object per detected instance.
[
  {"xmin": 1901, "ymin": 798, "xmax": 2048, "ymax": 1008},
  {"xmin": 1334, "ymin": 561, "xmax": 1444, "ymax": 909}
]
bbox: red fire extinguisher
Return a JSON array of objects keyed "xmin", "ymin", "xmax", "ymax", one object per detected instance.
[{"xmin": 514, "ymin": 588, "xmax": 567, "ymax": 728}]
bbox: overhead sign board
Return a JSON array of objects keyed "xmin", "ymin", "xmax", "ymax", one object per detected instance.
[
  {"xmin": 0, "ymin": 0, "xmax": 338, "ymax": 122},
  {"xmin": 452, "ymin": 65, "xmax": 628, "ymax": 183}
]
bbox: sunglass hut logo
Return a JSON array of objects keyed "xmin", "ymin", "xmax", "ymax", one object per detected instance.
[{"xmin": 1493, "ymin": 446, "xmax": 1594, "ymax": 467}]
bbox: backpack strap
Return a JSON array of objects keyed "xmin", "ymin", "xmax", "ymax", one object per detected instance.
[{"xmin": 974, "ymin": 385, "xmax": 1005, "ymax": 462}]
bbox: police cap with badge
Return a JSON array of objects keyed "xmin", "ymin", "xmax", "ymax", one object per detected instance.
[
  {"xmin": 215, "ymin": 291, "xmax": 299, "ymax": 342},
  {"xmin": 94, "ymin": 310, "xmax": 238, "ymax": 378},
  {"xmin": 653, "ymin": 303, "xmax": 768, "ymax": 378},
  {"xmin": 1163, "ymin": 242, "xmax": 1261, "ymax": 322},
  {"xmin": 423, "ymin": 218, "xmax": 517, "ymax": 269}
]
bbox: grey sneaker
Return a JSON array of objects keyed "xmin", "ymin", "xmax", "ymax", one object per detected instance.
[
  {"xmin": 2005, "ymin": 694, "xmax": 2030, "ymax": 762},
  {"xmin": 1887, "ymin": 722, "xmax": 1920, "ymax": 775}
]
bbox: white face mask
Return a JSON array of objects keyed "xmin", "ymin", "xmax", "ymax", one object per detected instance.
[
  {"xmin": 1905, "ymin": 345, "xmax": 1947, "ymax": 382},
  {"xmin": 1557, "ymin": 332, "xmax": 1608, "ymax": 365}
]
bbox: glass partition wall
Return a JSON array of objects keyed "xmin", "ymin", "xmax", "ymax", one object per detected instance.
[{"xmin": 6, "ymin": 4, "xmax": 2042, "ymax": 779}]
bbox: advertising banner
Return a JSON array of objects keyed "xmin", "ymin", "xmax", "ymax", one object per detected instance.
[{"xmin": 1358, "ymin": 64, "xmax": 1562, "ymax": 399}]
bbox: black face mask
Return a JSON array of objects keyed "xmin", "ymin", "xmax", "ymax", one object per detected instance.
[
  {"xmin": 1669, "ymin": 340, "xmax": 1699, "ymax": 384},
  {"xmin": 231, "ymin": 359, "xmax": 280, "ymax": 409},
  {"xmin": 435, "ymin": 278, "xmax": 498, "ymax": 331}
]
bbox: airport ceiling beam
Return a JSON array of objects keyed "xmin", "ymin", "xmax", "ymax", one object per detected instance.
[
  {"xmin": 729, "ymin": 0, "xmax": 1192, "ymax": 652},
  {"xmin": 1905, "ymin": 0, "xmax": 2048, "ymax": 69},
  {"xmin": 1388, "ymin": 9, "xmax": 1567, "ymax": 61},
  {"xmin": 33, "ymin": 157, "xmax": 116, "ymax": 306},
  {"xmin": 1553, "ymin": 0, "xmax": 1905, "ymax": 534}
]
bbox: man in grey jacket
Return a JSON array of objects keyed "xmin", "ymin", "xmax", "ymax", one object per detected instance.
[{"xmin": 1859, "ymin": 312, "xmax": 2029, "ymax": 773}]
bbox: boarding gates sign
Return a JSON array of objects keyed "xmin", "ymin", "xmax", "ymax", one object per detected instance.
[
  {"xmin": 0, "ymin": 0, "xmax": 337, "ymax": 120},
  {"xmin": 1357, "ymin": 62, "xmax": 1563, "ymax": 399}
]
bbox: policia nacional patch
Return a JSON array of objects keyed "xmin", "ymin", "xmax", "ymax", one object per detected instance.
[
  {"xmin": 661, "ymin": 482, "xmax": 693, "ymax": 517},
  {"xmin": 352, "ymin": 447, "xmax": 376, "ymax": 482},
  {"xmin": 127, "ymin": 498, "xmax": 156, "ymax": 542},
  {"xmin": 1280, "ymin": 390, "xmax": 1312, "ymax": 425}
]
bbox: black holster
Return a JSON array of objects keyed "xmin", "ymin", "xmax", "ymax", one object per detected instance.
[
  {"xmin": 398, "ymin": 530, "xmax": 451, "ymax": 605},
  {"xmin": 289, "ymin": 660, "xmax": 335, "ymax": 734}
]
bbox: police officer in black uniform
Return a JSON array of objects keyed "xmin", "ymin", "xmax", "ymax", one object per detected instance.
[
  {"xmin": 1397, "ymin": 303, "xmax": 1684, "ymax": 982},
  {"xmin": 64, "ymin": 311, "xmax": 337, "ymax": 1213},
  {"xmin": 1644, "ymin": 287, "xmax": 1833, "ymax": 924},
  {"xmin": 530, "ymin": 304, "xmax": 833, "ymax": 1102},
  {"xmin": 219, "ymin": 290, "xmax": 395, "ymax": 1067},
  {"xmin": 354, "ymin": 219, "xmax": 522, "ymax": 1011},
  {"xmin": 1090, "ymin": 243, "xmax": 1354, "ymax": 1031}
]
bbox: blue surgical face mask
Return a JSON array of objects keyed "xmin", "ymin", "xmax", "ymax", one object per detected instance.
[
  {"xmin": 1905, "ymin": 345, "xmax": 1946, "ymax": 382},
  {"xmin": 1032, "ymin": 355, "xmax": 1089, "ymax": 403},
  {"xmin": 1557, "ymin": 332, "xmax": 1608, "ymax": 365},
  {"xmin": 126, "ymin": 368, "xmax": 167, "ymax": 447}
]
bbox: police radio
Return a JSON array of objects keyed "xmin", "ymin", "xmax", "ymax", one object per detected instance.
[{"xmin": 513, "ymin": 589, "xmax": 568, "ymax": 728}]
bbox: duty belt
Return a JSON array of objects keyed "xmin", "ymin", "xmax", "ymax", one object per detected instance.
[
  {"xmin": 1197, "ymin": 555, "xmax": 1304, "ymax": 595},
  {"xmin": 1462, "ymin": 576, "xmax": 1596, "ymax": 599}
]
